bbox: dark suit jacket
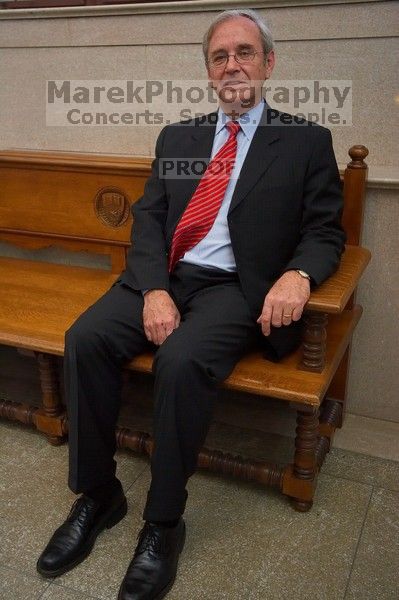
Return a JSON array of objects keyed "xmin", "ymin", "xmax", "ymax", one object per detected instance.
[{"xmin": 120, "ymin": 106, "xmax": 346, "ymax": 359}]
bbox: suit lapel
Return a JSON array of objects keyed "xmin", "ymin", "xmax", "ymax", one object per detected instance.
[{"xmin": 228, "ymin": 106, "xmax": 280, "ymax": 215}]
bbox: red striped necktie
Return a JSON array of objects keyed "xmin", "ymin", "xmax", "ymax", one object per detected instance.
[{"xmin": 168, "ymin": 120, "xmax": 241, "ymax": 273}]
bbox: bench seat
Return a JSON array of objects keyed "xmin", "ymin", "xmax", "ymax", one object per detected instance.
[
  {"xmin": 0, "ymin": 256, "xmax": 116, "ymax": 354},
  {"xmin": 0, "ymin": 246, "xmax": 367, "ymax": 406}
]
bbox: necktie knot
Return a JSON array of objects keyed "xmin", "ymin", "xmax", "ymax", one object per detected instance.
[{"xmin": 226, "ymin": 120, "xmax": 241, "ymax": 138}]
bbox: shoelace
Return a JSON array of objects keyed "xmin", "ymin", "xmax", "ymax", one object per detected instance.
[
  {"xmin": 47, "ymin": 497, "xmax": 98, "ymax": 553},
  {"xmin": 67, "ymin": 496, "xmax": 97, "ymax": 528},
  {"xmin": 135, "ymin": 523, "xmax": 170, "ymax": 557}
]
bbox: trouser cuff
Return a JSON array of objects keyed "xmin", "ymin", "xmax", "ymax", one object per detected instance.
[{"xmin": 142, "ymin": 489, "xmax": 188, "ymax": 522}]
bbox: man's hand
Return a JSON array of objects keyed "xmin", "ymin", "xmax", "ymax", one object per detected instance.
[
  {"xmin": 257, "ymin": 271, "xmax": 310, "ymax": 336},
  {"xmin": 143, "ymin": 290, "xmax": 181, "ymax": 345}
]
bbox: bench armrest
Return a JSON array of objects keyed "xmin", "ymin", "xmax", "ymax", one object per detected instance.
[{"xmin": 305, "ymin": 245, "xmax": 371, "ymax": 314}]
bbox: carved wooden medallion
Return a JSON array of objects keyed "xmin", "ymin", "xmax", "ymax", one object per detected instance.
[{"xmin": 94, "ymin": 187, "xmax": 130, "ymax": 227}]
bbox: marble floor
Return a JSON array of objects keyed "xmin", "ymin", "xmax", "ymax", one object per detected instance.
[{"xmin": 1, "ymin": 409, "xmax": 398, "ymax": 600}]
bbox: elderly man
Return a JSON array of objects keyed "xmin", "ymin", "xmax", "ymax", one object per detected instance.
[{"xmin": 37, "ymin": 8, "xmax": 345, "ymax": 600}]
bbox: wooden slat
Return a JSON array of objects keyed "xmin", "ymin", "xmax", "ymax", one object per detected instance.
[{"xmin": 0, "ymin": 149, "xmax": 152, "ymax": 175}]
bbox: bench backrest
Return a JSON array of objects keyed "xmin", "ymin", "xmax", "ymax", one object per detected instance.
[
  {"xmin": 0, "ymin": 150, "xmax": 149, "ymax": 273},
  {"xmin": 0, "ymin": 146, "xmax": 368, "ymax": 272}
]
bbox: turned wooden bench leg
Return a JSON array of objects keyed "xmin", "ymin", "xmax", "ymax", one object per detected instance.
[
  {"xmin": 34, "ymin": 352, "xmax": 66, "ymax": 446},
  {"xmin": 282, "ymin": 406, "xmax": 319, "ymax": 512},
  {"xmin": 291, "ymin": 408, "xmax": 319, "ymax": 511},
  {"xmin": 301, "ymin": 310, "xmax": 328, "ymax": 372},
  {"xmin": 317, "ymin": 398, "xmax": 342, "ymax": 465}
]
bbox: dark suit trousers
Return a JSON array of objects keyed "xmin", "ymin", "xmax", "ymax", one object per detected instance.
[{"xmin": 65, "ymin": 262, "xmax": 260, "ymax": 521}]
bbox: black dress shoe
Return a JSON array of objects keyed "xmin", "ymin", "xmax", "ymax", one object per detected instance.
[
  {"xmin": 36, "ymin": 489, "xmax": 127, "ymax": 578},
  {"xmin": 118, "ymin": 518, "xmax": 186, "ymax": 600}
]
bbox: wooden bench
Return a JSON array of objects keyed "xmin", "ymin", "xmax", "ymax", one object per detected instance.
[{"xmin": 0, "ymin": 146, "xmax": 370, "ymax": 511}]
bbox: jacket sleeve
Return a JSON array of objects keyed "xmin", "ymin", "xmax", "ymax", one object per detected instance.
[
  {"xmin": 283, "ymin": 127, "xmax": 346, "ymax": 286},
  {"xmin": 123, "ymin": 126, "xmax": 170, "ymax": 291}
]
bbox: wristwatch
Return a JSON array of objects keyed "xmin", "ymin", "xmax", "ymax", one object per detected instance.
[{"xmin": 295, "ymin": 269, "xmax": 311, "ymax": 280}]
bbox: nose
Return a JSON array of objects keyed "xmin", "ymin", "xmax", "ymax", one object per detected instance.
[{"xmin": 225, "ymin": 54, "xmax": 240, "ymax": 73}]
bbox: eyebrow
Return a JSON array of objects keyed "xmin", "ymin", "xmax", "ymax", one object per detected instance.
[{"xmin": 210, "ymin": 43, "xmax": 255, "ymax": 56}]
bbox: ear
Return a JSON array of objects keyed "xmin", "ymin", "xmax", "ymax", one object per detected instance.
[{"xmin": 265, "ymin": 50, "xmax": 276, "ymax": 79}]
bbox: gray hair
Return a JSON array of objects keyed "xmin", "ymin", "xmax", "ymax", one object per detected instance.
[{"xmin": 203, "ymin": 9, "xmax": 274, "ymax": 65}]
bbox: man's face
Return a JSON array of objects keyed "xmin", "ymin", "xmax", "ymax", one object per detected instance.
[{"xmin": 206, "ymin": 16, "xmax": 275, "ymax": 114}]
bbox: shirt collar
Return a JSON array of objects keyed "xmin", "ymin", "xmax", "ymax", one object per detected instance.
[{"xmin": 216, "ymin": 99, "xmax": 265, "ymax": 140}]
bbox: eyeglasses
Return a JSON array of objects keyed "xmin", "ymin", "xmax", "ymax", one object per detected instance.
[{"xmin": 208, "ymin": 49, "xmax": 262, "ymax": 68}]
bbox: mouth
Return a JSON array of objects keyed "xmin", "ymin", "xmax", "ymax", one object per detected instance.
[{"xmin": 222, "ymin": 80, "xmax": 248, "ymax": 87}]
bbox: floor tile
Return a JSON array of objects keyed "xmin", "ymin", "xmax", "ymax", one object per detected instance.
[
  {"xmin": 345, "ymin": 487, "xmax": 399, "ymax": 599},
  {"xmin": 0, "ymin": 564, "xmax": 50, "ymax": 600},
  {"xmin": 41, "ymin": 583, "xmax": 101, "ymax": 600},
  {"xmin": 0, "ymin": 420, "xmax": 49, "ymax": 469},
  {"xmin": 323, "ymin": 447, "xmax": 399, "ymax": 492},
  {"xmin": 0, "ymin": 459, "xmax": 81, "ymax": 577}
]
